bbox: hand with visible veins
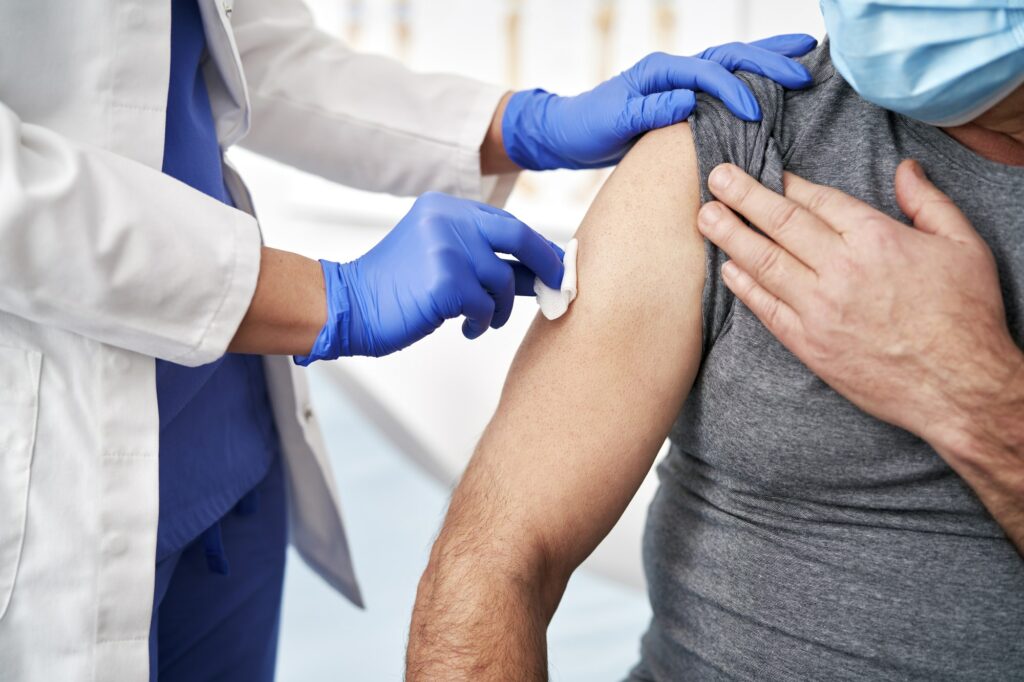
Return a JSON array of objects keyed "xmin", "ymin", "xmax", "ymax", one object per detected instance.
[{"xmin": 696, "ymin": 160, "xmax": 1024, "ymax": 553}]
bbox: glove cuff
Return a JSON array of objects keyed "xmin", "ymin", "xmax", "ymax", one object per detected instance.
[
  {"xmin": 503, "ymin": 88, "xmax": 567, "ymax": 171},
  {"xmin": 293, "ymin": 259, "xmax": 353, "ymax": 365}
]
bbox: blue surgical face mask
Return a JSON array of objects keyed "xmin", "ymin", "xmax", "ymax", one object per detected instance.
[{"xmin": 820, "ymin": 0, "xmax": 1024, "ymax": 126}]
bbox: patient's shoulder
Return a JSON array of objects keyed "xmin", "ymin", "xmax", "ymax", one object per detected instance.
[
  {"xmin": 688, "ymin": 42, "xmax": 893, "ymax": 350},
  {"xmin": 571, "ymin": 120, "xmax": 705, "ymax": 322},
  {"xmin": 690, "ymin": 42, "xmax": 882, "ymax": 200}
]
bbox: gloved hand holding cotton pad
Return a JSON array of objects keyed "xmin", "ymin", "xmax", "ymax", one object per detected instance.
[{"xmin": 535, "ymin": 238, "xmax": 578, "ymax": 320}]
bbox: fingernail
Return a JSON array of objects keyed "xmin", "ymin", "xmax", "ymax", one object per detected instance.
[
  {"xmin": 698, "ymin": 203, "xmax": 723, "ymax": 232},
  {"xmin": 709, "ymin": 165, "xmax": 734, "ymax": 192},
  {"xmin": 722, "ymin": 261, "xmax": 738, "ymax": 279}
]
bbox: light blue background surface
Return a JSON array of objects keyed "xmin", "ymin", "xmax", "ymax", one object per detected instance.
[{"xmin": 275, "ymin": 366, "xmax": 651, "ymax": 681}]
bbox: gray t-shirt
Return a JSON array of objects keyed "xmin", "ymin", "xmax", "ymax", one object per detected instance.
[{"xmin": 629, "ymin": 44, "xmax": 1024, "ymax": 681}]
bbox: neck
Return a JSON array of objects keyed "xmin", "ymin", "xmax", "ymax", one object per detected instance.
[
  {"xmin": 943, "ymin": 124, "xmax": 1024, "ymax": 167},
  {"xmin": 941, "ymin": 91, "xmax": 1024, "ymax": 167}
]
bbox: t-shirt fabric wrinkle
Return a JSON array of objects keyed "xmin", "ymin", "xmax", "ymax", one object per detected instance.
[{"xmin": 629, "ymin": 43, "xmax": 1024, "ymax": 682}]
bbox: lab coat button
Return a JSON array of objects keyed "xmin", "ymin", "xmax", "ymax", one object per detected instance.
[
  {"xmin": 222, "ymin": 1, "xmax": 233, "ymax": 18},
  {"xmin": 302, "ymin": 405, "xmax": 314, "ymax": 421},
  {"xmin": 125, "ymin": 5, "xmax": 145, "ymax": 29},
  {"xmin": 108, "ymin": 534, "xmax": 128, "ymax": 557}
]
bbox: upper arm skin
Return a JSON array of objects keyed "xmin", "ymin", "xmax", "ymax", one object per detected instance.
[{"xmin": 444, "ymin": 121, "xmax": 706, "ymax": 588}]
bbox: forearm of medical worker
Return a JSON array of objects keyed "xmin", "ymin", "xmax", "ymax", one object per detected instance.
[{"xmin": 228, "ymin": 247, "xmax": 326, "ymax": 356}]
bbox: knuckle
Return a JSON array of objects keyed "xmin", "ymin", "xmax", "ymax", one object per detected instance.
[
  {"xmin": 756, "ymin": 292, "xmax": 776, "ymax": 318},
  {"xmin": 860, "ymin": 214, "xmax": 891, "ymax": 235},
  {"xmin": 734, "ymin": 272, "xmax": 757, "ymax": 298},
  {"xmin": 428, "ymin": 265, "xmax": 459, "ymax": 293},
  {"xmin": 754, "ymin": 294, "xmax": 788, "ymax": 336},
  {"xmin": 810, "ymin": 287, "xmax": 839, "ymax": 321},
  {"xmin": 413, "ymin": 202, "xmax": 445, "ymax": 226},
  {"xmin": 499, "ymin": 267, "xmax": 515, "ymax": 293},
  {"xmin": 752, "ymin": 244, "xmax": 782, "ymax": 276},
  {"xmin": 805, "ymin": 186, "xmax": 837, "ymax": 214},
  {"xmin": 918, "ymin": 195, "xmax": 956, "ymax": 217},
  {"xmin": 731, "ymin": 177, "xmax": 755, "ymax": 205},
  {"xmin": 860, "ymin": 219, "xmax": 898, "ymax": 249},
  {"xmin": 426, "ymin": 246, "xmax": 463, "ymax": 280},
  {"xmin": 768, "ymin": 200, "xmax": 800, "ymax": 236},
  {"xmin": 726, "ymin": 265, "xmax": 750, "ymax": 292},
  {"xmin": 418, "ymin": 216, "xmax": 446, "ymax": 239},
  {"xmin": 417, "ymin": 190, "xmax": 444, "ymax": 206},
  {"xmin": 714, "ymin": 220, "xmax": 739, "ymax": 250},
  {"xmin": 716, "ymin": 41, "xmax": 742, "ymax": 56},
  {"xmin": 508, "ymin": 226, "xmax": 529, "ymax": 254},
  {"xmin": 765, "ymin": 299, "xmax": 787, "ymax": 329}
]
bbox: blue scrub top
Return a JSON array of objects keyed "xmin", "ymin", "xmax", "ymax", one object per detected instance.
[{"xmin": 157, "ymin": 0, "xmax": 279, "ymax": 564}]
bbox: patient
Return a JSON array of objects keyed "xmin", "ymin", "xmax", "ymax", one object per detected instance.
[{"xmin": 407, "ymin": 36, "xmax": 1024, "ymax": 682}]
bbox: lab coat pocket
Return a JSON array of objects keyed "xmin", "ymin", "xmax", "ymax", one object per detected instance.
[{"xmin": 0, "ymin": 346, "xmax": 42, "ymax": 622}]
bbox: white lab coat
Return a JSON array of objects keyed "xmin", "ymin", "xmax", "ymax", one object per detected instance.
[{"xmin": 0, "ymin": 1, "xmax": 514, "ymax": 679}]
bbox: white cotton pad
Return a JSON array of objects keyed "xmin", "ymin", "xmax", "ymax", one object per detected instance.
[{"xmin": 535, "ymin": 238, "xmax": 578, "ymax": 321}]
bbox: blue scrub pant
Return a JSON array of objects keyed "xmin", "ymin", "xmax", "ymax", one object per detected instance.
[{"xmin": 149, "ymin": 454, "xmax": 287, "ymax": 682}]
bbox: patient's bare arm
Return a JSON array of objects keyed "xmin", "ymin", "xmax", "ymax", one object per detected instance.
[{"xmin": 407, "ymin": 123, "xmax": 707, "ymax": 680}]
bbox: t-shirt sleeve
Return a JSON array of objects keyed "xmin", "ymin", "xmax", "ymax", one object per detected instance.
[{"xmin": 688, "ymin": 74, "xmax": 787, "ymax": 355}]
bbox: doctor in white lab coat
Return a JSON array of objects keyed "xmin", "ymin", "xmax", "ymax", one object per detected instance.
[{"xmin": 0, "ymin": 0, "xmax": 818, "ymax": 679}]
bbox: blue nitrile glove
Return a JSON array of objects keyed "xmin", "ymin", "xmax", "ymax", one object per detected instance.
[
  {"xmin": 295, "ymin": 192, "xmax": 565, "ymax": 363},
  {"xmin": 502, "ymin": 33, "xmax": 818, "ymax": 170}
]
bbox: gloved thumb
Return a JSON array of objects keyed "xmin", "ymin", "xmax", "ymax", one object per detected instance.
[
  {"xmin": 622, "ymin": 89, "xmax": 697, "ymax": 135},
  {"xmin": 894, "ymin": 159, "xmax": 976, "ymax": 243}
]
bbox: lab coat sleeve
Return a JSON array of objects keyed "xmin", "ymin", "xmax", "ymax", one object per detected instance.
[
  {"xmin": 0, "ymin": 103, "xmax": 261, "ymax": 367},
  {"xmin": 231, "ymin": 0, "xmax": 517, "ymax": 205}
]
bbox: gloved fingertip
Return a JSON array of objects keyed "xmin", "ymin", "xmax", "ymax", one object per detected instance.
[
  {"xmin": 792, "ymin": 35, "xmax": 819, "ymax": 56},
  {"xmin": 490, "ymin": 313, "xmax": 510, "ymax": 330},
  {"xmin": 731, "ymin": 96, "xmax": 762, "ymax": 122},
  {"xmin": 548, "ymin": 240, "xmax": 566, "ymax": 261},
  {"xmin": 665, "ymin": 89, "xmax": 697, "ymax": 125},
  {"xmin": 740, "ymin": 107, "xmax": 762, "ymax": 122},
  {"xmin": 462, "ymin": 319, "xmax": 486, "ymax": 340},
  {"xmin": 753, "ymin": 33, "xmax": 818, "ymax": 58},
  {"xmin": 509, "ymin": 261, "xmax": 538, "ymax": 296},
  {"xmin": 541, "ymin": 263, "xmax": 566, "ymax": 291},
  {"xmin": 789, "ymin": 64, "xmax": 815, "ymax": 89}
]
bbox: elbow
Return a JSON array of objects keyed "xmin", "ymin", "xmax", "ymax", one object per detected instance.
[{"xmin": 421, "ymin": 513, "xmax": 573, "ymax": 622}]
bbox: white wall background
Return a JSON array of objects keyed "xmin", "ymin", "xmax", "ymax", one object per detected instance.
[{"xmin": 233, "ymin": 0, "xmax": 827, "ymax": 589}]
